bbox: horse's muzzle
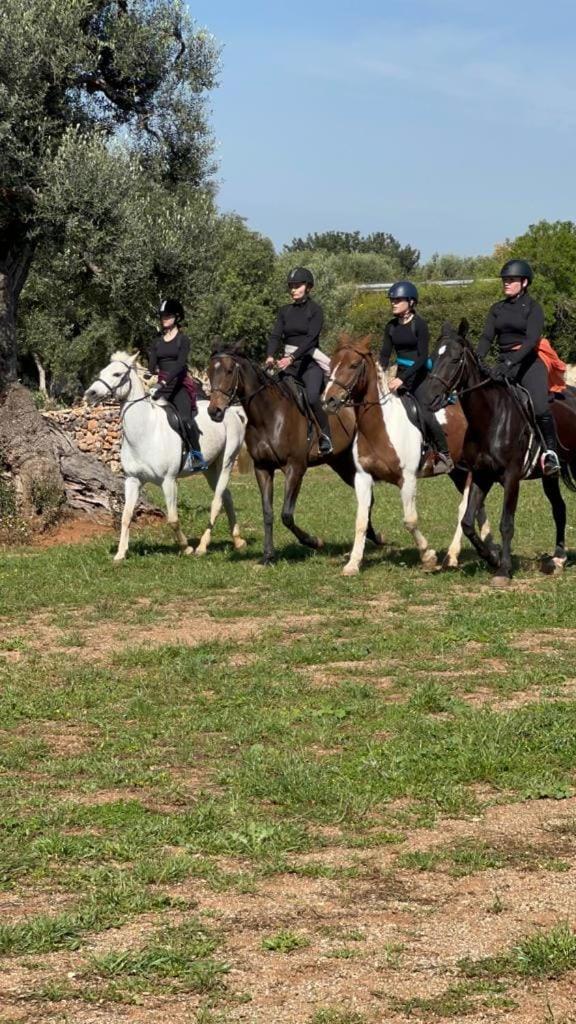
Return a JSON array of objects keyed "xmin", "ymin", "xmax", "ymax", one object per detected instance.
[
  {"xmin": 84, "ymin": 387, "xmax": 98, "ymax": 406},
  {"xmin": 322, "ymin": 394, "xmax": 342, "ymax": 414},
  {"xmin": 208, "ymin": 405, "xmax": 224, "ymax": 423}
]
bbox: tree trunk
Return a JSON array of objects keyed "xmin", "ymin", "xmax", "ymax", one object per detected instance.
[
  {"xmin": 0, "ymin": 234, "xmax": 157, "ymax": 530},
  {"xmin": 32, "ymin": 352, "xmax": 48, "ymax": 396},
  {"xmin": 0, "ymin": 384, "xmax": 158, "ymax": 528}
]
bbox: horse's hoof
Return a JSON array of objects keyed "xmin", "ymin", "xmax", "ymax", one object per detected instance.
[
  {"xmin": 491, "ymin": 574, "xmax": 511, "ymax": 589},
  {"xmin": 374, "ymin": 531, "xmax": 387, "ymax": 547},
  {"xmin": 442, "ymin": 556, "xmax": 459, "ymax": 571},
  {"xmin": 313, "ymin": 537, "xmax": 324, "ymax": 550},
  {"xmin": 194, "ymin": 547, "xmax": 207, "ymax": 557},
  {"xmin": 342, "ymin": 563, "xmax": 360, "ymax": 577},
  {"xmin": 234, "ymin": 538, "xmax": 247, "ymax": 550},
  {"xmin": 256, "ymin": 557, "xmax": 275, "ymax": 568},
  {"xmin": 422, "ymin": 550, "xmax": 438, "ymax": 571},
  {"xmin": 113, "ymin": 555, "xmax": 125, "ymax": 564},
  {"xmin": 540, "ymin": 555, "xmax": 567, "ymax": 576},
  {"xmin": 183, "ymin": 546, "xmax": 195, "ymax": 556}
]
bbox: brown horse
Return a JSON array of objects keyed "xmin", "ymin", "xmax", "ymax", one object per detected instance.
[
  {"xmin": 322, "ymin": 335, "xmax": 491, "ymax": 575},
  {"xmin": 427, "ymin": 321, "xmax": 576, "ymax": 585},
  {"xmin": 207, "ymin": 342, "xmax": 386, "ymax": 563}
]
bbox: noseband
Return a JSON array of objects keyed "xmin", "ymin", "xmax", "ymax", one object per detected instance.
[
  {"xmin": 209, "ymin": 357, "xmax": 240, "ymax": 404},
  {"xmin": 327, "ymin": 350, "xmax": 369, "ymax": 406},
  {"xmin": 92, "ymin": 360, "xmax": 135, "ymax": 398}
]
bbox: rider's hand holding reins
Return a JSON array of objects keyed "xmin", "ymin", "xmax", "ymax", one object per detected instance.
[
  {"xmin": 389, "ymin": 376, "xmax": 404, "ymax": 392},
  {"xmin": 277, "ymin": 356, "xmax": 294, "ymax": 371}
]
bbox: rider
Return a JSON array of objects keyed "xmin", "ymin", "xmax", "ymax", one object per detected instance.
[
  {"xmin": 379, "ymin": 281, "xmax": 453, "ymax": 474},
  {"xmin": 265, "ymin": 267, "xmax": 333, "ymax": 455},
  {"xmin": 477, "ymin": 259, "xmax": 560, "ymax": 477},
  {"xmin": 148, "ymin": 299, "xmax": 207, "ymax": 471}
]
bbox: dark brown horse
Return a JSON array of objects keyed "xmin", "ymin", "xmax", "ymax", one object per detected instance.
[
  {"xmin": 322, "ymin": 335, "xmax": 491, "ymax": 574},
  {"xmin": 207, "ymin": 343, "xmax": 385, "ymax": 563},
  {"xmin": 427, "ymin": 321, "xmax": 576, "ymax": 585}
]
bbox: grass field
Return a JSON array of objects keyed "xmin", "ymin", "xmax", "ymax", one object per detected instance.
[{"xmin": 1, "ymin": 468, "xmax": 576, "ymax": 1024}]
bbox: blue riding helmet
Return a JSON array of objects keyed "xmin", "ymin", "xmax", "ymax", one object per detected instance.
[{"xmin": 388, "ymin": 281, "xmax": 419, "ymax": 302}]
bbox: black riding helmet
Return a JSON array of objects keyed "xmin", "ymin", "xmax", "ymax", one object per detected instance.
[
  {"xmin": 388, "ymin": 280, "xmax": 419, "ymax": 302},
  {"xmin": 500, "ymin": 259, "xmax": 533, "ymax": 284},
  {"xmin": 159, "ymin": 298, "xmax": 184, "ymax": 322},
  {"xmin": 287, "ymin": 267, "xmax": 314, "ymax": 290}
]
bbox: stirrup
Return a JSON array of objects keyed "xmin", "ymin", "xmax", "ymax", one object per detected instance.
[
  {"xmin": 183, "ymin": 449, "xmax": 207, "ymax": 472},
  {"xmin": 541, "ymin": 450, "xmax": 560, "ymax": 477},
  {"xmin": 318, "ymin": 433, "xmax": 333, "ymax": 455}
]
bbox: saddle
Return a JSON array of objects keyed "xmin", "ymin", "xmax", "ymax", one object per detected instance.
[
  {"xmin": 280, "ymin": 374, "xmax": 320, "ymax": 447},
  {"xmin": 400, "ymin": 393, "xmax": 437, "ymax": 471},
  {"xmin": 504, "ymin": 382, "xmax": 542, "ymax": 479},
  {"xmin": 161, "ymin": 402, "xmax": 200, "ymax": 472}
]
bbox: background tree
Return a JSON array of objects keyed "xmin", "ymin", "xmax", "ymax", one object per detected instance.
[
  {"xmin": 0, "ymin": 0, "xmax": 220, "ymax": 384},
  {"xmin": 0, "ymin": 0, "xmax": 220, "ymax": 521},
  {"xmin": 284, "ymin": 230, "xmax": 420, "ymax": 275}
]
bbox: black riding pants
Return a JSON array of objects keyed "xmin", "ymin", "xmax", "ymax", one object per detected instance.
[
  {"xmin": 287, "ymin": 356, "xmax": 331, "ymax": 436},
  {"xmin": 512, "ymin": 353, "xmax": 549, "ymax": 417},
  {"xmin": 170, "ymin": 386, "xmax": 201, "ymax": 450}
]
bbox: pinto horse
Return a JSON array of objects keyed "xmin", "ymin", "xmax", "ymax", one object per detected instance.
[
  {"xmin": 322, "ymin": 335, "xmax": 491, "ymax": 575},
  {"xmin": 426, "ymin": 321, "xmax": 576, "ymax": 585},
  {"xmin": 207, "ymin": 343, "xmax": 386, "ymax": 563}
]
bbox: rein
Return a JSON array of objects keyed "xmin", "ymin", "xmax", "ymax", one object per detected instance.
[
  {"xmin": 428, "ymin": 346, "xmax": 491, "ymax": 399},
  {"xmin": 327, "ymin": 349, "xmax": 394, "ymax": 410},
  {"xmin": 209, "ymin": 354, "xmax": 286, "ymax": 407}
]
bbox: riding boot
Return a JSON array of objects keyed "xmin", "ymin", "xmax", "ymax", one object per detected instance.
[
  {"xmin": 424, "ymin": 411, "xmax": 454, "ymax": 475},
  {"xmin": 183, "ymin": 414, "xmax": 207, "ymax": 472},
  {"xmin": 312, "ymin": 400, "xmax": 333, "ymax": 455},
  {"xmin": 536, "ymin": 412, "xmax": 561, "ymax": 477}
]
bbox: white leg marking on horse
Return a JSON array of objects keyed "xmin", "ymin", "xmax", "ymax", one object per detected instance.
[
  {"xmin": 400, "ymin": 473, "xmax": 437, "ymax": 568},
  {"xmin": 445, "ymin": 475, "xmax": 470, "ymax": 568},
  {"xmin": 343, "ymin": 469, "xmax": 373, "ymax": 576}
]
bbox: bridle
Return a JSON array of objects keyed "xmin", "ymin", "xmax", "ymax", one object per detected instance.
[
  {"xmin": 428, "ymin": 343, "xmax": 490, "ymax": 399},
  {"xmin": 325, "ymin": 349, "xmax": 369, "ymax": 407},
  {"xmin": 90, "ymin": 360, "xmax": 149, "ymax": 418},
  {"xmin": 208, "ymin": 354, "xmax": 275, "ymax": 407}
]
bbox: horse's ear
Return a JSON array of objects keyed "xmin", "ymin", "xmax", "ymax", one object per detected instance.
[
  {"xmin": 231, "ymin": 338, "xmax": 246, "ymax": 354},
  {"xmin": 458, "ymin": 318, "xmax": 470, "ymax": 340},
  {"xmin": 130, "ymin": 352, "xmax": 139, "ymax": 364},
  {"xmin": 210, "ymin": 335, "xmax": 224, "ymax": 353},
  {"xmin": 441, "ymin": 320, "xmax": 454, "ymax": 335}
]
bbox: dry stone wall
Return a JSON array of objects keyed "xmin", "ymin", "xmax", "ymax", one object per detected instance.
[{"xmin": 42, "ymin": 405, "xmax": 123, "ymax": 474}]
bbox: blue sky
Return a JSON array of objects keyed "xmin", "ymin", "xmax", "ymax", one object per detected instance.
[{"xmin": 190, "ymin": 0, "xmax": 576, "ymax": 259}]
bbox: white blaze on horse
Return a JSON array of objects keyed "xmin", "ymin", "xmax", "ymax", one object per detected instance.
[
  {"xmin": 322, "ymin": 336, "xmax": 492, "ymax": 576},
  {"xmin": 84, "ymin": 352, "xmax": 248, "ymax": 561}
]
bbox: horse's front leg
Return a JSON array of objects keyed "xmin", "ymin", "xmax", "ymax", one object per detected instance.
[
  {"xmin": 400, "ymin": 472, "xmax": 437, "ymax": 570},
  {"xmin": 281, "ymin": 462, "xmax": 323, "ymax": 550},
  {"xmin": 195, "ymin": 457, "xmax": 247, "ymax": 556},
  {"xmin": 254, "ymin": 465, "xmax": 276, "ymax": 565},
  {"xmin": 114, "ymin": 476, "xmax": 141, "ymax": 562},
  {"xmin": 461, "ymin": 475, "xmax": 499, "ymax": 569},
  {"xmin": 493, "ymin": 472, "xmax": 521, "ymax": 586},
  {"xmin": 343, "ymin": 468, "xmax": 373, "ymax": 576},
  {"xmin": 162, "ymin": 476, "xmax": 193, "ymax": 555},
  {"xmin": 540, "ymin": 475, "xmax": 567, "ymax": 574}
]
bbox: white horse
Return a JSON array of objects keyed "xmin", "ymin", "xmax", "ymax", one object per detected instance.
[{"xmin": 85, "ymin": 352, "xmax": 248, "ymax": 561}]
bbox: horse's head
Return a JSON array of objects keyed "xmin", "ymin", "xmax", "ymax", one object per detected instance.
[
  {"xmin": 428, "ymin": 319, "xmax": 472, "ymax": 412},
  {"xmin": 207, "ymin": 340, "xmax": 245, "ymax": 422},
  {"xmin": 84, "ymin": 351, "xmax": 139, "ymax": 405},
  {"xmin": 322, "ymin": 335, "xmax": 372, "ymax": 413}
]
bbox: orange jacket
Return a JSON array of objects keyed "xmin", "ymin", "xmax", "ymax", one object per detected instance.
[{"xmin": 537, "ymin": 338, "xmax": 566, "ymax": 393}]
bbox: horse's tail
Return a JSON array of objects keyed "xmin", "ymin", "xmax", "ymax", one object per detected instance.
[{"xmin": 560, "ymin": 458, "xmax": 576, "ymax": 493}]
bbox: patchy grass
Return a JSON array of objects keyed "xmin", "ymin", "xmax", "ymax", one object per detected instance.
[{"xmin": 1, "ymin": 471, "xmax": 576, "ymax": 1020}]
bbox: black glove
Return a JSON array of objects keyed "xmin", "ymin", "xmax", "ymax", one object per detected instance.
[{"xmin": 491, "ymin": 361, "xmax": 515, "ymax": 382}]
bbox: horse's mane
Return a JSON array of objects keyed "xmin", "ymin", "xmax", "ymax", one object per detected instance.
[
  {"xmin": 211, "ymin": 343, "xmax": 294, "ymax": 399},
  {"xmin": 110, "ymin": 350, "xmax": 133, "ymax": 363},
  {"xmin": 333, "ymin": 333, "xmax": 374, "ymax": 355}
]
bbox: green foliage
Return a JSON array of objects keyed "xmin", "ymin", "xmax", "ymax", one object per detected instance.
[
  {"xmin": 504, "ymin": 220, "xmax": 576, "ymax": 360},
  {"xmin": 284, "ymin": 229, "xmax": 420, "ymax": 274},
  {"xmin": 419, "ymin": 252, "xmax": 500, "ymax": 281},
  {"xmin": 262, "ymin": 930, "xmax": 310, "ymax": 953}
]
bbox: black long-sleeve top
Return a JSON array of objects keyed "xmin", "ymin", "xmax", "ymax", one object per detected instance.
[
  {"xmin": 266, "ymin": 297, "xmax": 324, "ymax": 361},
  {"xmin": 148, "ymin": 332, "xmax": 190, "ymax": 395},
  {"xmin": 477, "ymin": 295, "xmax": 544, "ymax": 366},
  {"xmin": 379, "ymin": 314, "xmax": 430, "ymax": 387}
]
